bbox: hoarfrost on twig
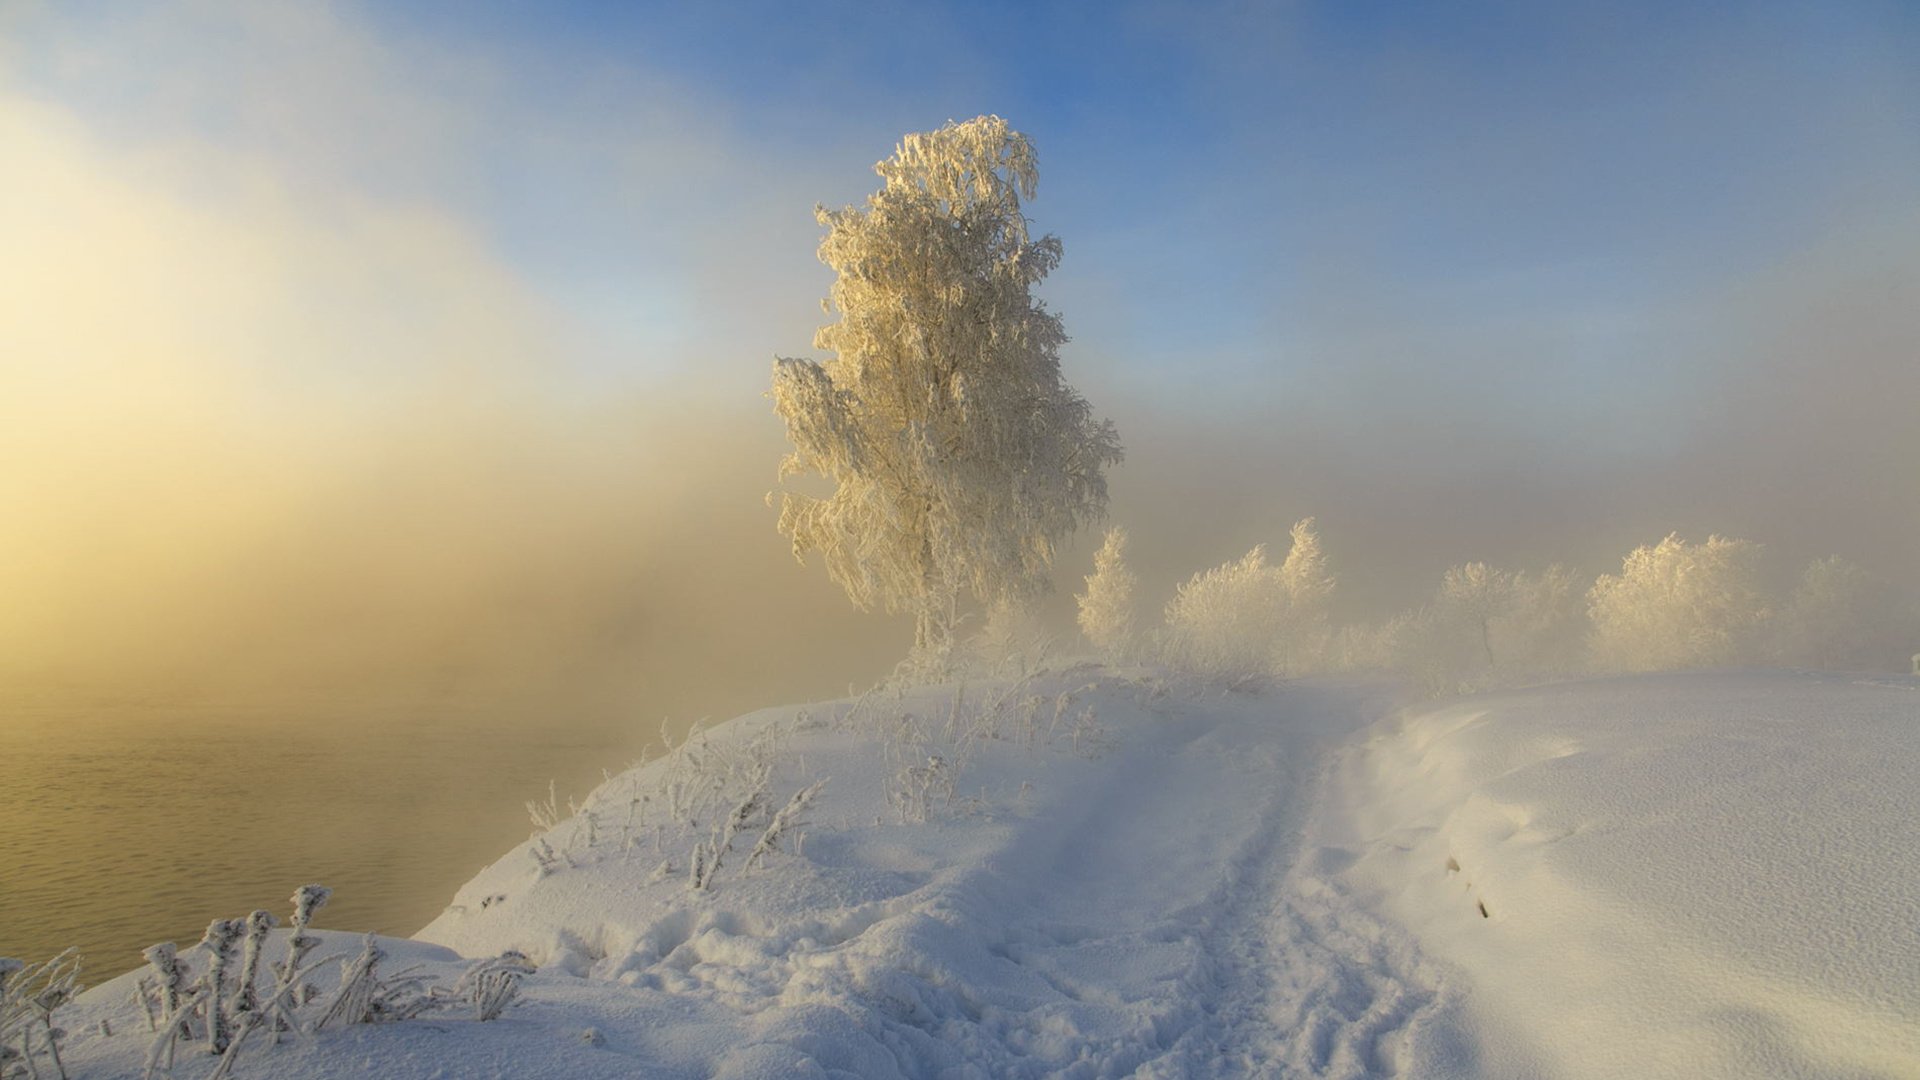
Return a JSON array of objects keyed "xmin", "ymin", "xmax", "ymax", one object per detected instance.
[{"xmin": 747, "ymin": 780, "xmax": 828, "ymax": 871}]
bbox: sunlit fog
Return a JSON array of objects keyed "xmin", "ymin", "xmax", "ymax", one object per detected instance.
[
  {"xmin": 5, "ymin": 2, "xmax": 1913, "ymax": 714},
  {"xmin": 3, "ymin": 5, "xmax": 1917, "ymax": 1075}
]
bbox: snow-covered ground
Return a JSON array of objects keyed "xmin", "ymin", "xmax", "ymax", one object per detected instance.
[{"xmin": 40, "ymin": 669, "xmax": 1920, "ymax": 1078}]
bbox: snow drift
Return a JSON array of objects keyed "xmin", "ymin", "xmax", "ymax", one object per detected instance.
[{"xmin": 1326, "ymin": 671, "xmax": 1920, "ymax": 1078}]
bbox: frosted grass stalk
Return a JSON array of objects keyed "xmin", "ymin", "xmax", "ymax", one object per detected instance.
[
  {"xmin": 234, "ymin": 911, "xmax": 276, "ymax": 1018},
  {"xmin": 199, "ymin": 919, "xmax": 243, "ymax": 1055}
]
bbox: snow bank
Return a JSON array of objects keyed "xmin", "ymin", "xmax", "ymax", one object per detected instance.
[{"xmin": 1327, "ymin": 671, "xmax": 1920, "ymax": 1078}]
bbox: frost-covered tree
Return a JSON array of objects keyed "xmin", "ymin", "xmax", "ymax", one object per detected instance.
[
  {"xmin": 1496, "ymin": 564, "xmax": 1587, "ymax": 674},
  {"xmin": 1773, "ymin": 555, "xmax": 1906, "ymax": 670},
  {"xmin": 1356, "ymin": 606, "xmax": 1458, "ymax": 696},
  {"xmin": 1587, "ymin": 533, "xmax": 1769, "ymax": 672},
  {"xmin": 770, "ymin": 116, "xmax": 1122, "ymax": 657},
  {"xmin": 1076, "ymin": 527, "xmax": 1137, "ymax": 660},
  {"xmin": 1400, "ymin": 562, "xmax": 1589, "ymax": 692},
  {"xmin": 1437, "ymin": 562, "xmax": 1512, "ymax": 669}
]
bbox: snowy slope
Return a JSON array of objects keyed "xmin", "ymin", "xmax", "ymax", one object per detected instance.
[{"xmin": 43, "ymin": 670, "xmax": 1920, "ymax": 1079}]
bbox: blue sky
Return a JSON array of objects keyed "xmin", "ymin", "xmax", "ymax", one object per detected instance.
[{"xmin": 349, "ymin": 0, "xmax": 1918, "ymax": 439}]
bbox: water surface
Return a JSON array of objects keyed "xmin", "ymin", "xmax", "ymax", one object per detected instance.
[{"xmin": 0, "ymin": 698, "xmax": 650, "ymax": 978}]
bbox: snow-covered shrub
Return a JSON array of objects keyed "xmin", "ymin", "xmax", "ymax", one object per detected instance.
[
  {"xmin": 454, "ymin": 953, "xmax": 534, "ymax": 1022},
  {"xmin": 1076, "ymin": 527, "xmax": 1138, "ymax": 661},
  {"xmin": 529, "ymin": 838, "xmax": 566, "ymax": 877},
  {"xmin": 1322, "ymin": 559, "xmax": 1586, "ymax": 696},
  {"xmin": 140, "ymin": 885, "xmax": 339, "ymax": 1077},
  {"xmin": 1327, "ymin": 607, "xmax": 1469, "ymax": 697},
  {"xmin": 1, "ymin": 948, "xmax": 80, "ymax": 1080},
  {"xmin": 874, "ymin": 707, "xmax": 966, "ymax": 824},
  {"xmin": 653, "ymin": 718, "xmax": 790, "ymax": 837},
  {"xmin": 267, "ymin": 883, "xmax": 331, "ymax": 1046},
  {"xmin": 519, "ymin": 714, "xmax": 810, "ymax": 892},
  {"xmin": 1325, "ymin": 619, "xmax": 1392, "ymax": 674},
  {"xmin": 129, "ymin": 883, "xmax": 548, "ymax": 1078},
  {"xmin": 1588, "ymin": 533, "xmax": 1770, "ymax": 672},
  {"xmin": 1772, "ymin": 555, "xmax": 1910, "ymax": 670}
]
